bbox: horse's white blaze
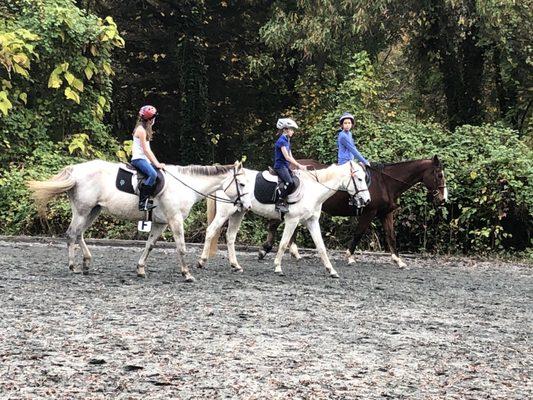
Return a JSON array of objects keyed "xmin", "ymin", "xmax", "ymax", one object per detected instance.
[{"xmin": 200, "ymin": 161, "xmax": 369, "ymax": 277}]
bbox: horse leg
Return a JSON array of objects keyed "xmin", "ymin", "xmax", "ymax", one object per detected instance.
[
  {"xmin": 381, "ymin": 212, "xmax": 406, "ymax": 269},
  {"xmin": 136, "ymin": 223, "xmax": 167, "ymax": 277},
  {"xmin": 305, "ymin": 217, "xmax": 338, "ymax": 278},
  {"xmin": 78, "ymin": 206, "xmax": 102, "ymax": 275},
  {"xmin": 347, "ymin": 209, "xmax": 377, "ymax": 264},
  {"xmin": 65, "ymin": 208, "xmax": 93, "ymax": 274},
  {"xmin": 259, "ymin": 219, "xmax": 281, "ymax": 260},
  {"xmin": 274, "ymin": 218, "xmax": 299, "ymax": 276},
  {"xmin": 288, "ymin": 230, "xmax": 301, "ymax": 260},
  {"xmin": 167, "ymin": 214, "xmax": 194, "ymax": 282},
  {"xmin": 197, "ymin": 211, "xmax": 231, "ymax": 269},
  {"xmin": 226, "ymin": 210, "xmax": 246, "ymax": 272}
]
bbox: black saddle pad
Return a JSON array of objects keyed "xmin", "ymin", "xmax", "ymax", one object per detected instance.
[
  {"xmin": 116, "ymin": 166, "xmax": 165, "ymax": 195},
  {"xmin": 254, "ymin": 172, "xmax": 300, "ymax": 205}
]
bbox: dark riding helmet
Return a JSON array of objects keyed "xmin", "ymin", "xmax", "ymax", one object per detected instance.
[
  {"xmin": 339, "ymin": 112, "xmax": 355, "ymax": 125},
  {"xmin": 139, "ymin": 105, "xmax": 157, "ymax": 120}
]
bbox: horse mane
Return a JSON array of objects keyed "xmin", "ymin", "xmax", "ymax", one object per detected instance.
[
  {"xmin": 374, "ymin": 158, "xmax": 440, "ymax": 169},
  {"xmin": 305, "ymin": 163, "xmax": 342, "ymax": 182},
  {"xmin": 174, "ymin": 164, "xmax": 233, "ymax": 176}
]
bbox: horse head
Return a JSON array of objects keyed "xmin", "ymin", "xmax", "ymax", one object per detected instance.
[
  {"xmin": 422, "ymin": 155, "xmax": 448, "ymax": 206},
  {"xmin": 221, "ymin": 161, "xmax": 252, "ymax": 211},
  {"xmin": 345, "ymin": 161, "xmax": 371, "ymax": 208}
]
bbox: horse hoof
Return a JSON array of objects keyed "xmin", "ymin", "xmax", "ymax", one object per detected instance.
[
  {"xmin": 230, "ymin": 264, "xmax": 243, "ymax": 272},
  {"xmin": 258, "ymin": 250, "xmax": 266, "ymax": 260},
  {"xmin": 275, "ymin": 270, "xmax": 285, "ymax": 276},
  {"xmin": 184, "ymin": 275, "xmax": 196, "ymax": 283},
  {"xmin": 330, "ymin": 272, "xmax": 340, "ymax": 279},
  {"xmin": 347, "ymin": 257, "xmax": 356, "ymax": 264},
  {"xmin": 197, "ymin": 260, "xmax": 206, "ymax": 269},
  {"xmin": 82, "ymin": 269, "xmax": 89, "ymax": 276}
]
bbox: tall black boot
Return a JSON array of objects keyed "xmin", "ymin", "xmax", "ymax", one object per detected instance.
[
  {"xmin": 275, "ymin": 183, "xmax": 289, "ymax": 213},
  {"xmin": 138, "ymin": 183, "xmax": 156, "ymax": 211}
]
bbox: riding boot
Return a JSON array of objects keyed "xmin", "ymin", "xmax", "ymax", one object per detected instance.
[
  {"xmin": 138, "ymin": 183, "xmax": 156, "ymax": 211},
  {"xmin": 275, "ymin": 180, "xmax": 291, "ymax": 213},
  {"xmin": 275, "ymin": 196, "xmax": 289, "ymax": 213}
]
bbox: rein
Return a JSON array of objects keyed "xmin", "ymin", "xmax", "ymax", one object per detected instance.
[
  {"xmin": 367, "ymin": 164, "xmax": 446, "ymax": 200},
  {"xmin": 163, "ymin": 166, "xmax": 245, "ymax": 207},
  {"xmin": 367, "ymin": 165, "xmax": 410, "ymax": 187}
]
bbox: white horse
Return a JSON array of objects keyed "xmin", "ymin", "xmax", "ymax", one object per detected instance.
[
  {"xmin": 198, "ymin": 161, "xmax": 371, "ymax": 277},
  {"xmin": 27, "ymin": 160, "xmax": 251, "ymax": 282}
]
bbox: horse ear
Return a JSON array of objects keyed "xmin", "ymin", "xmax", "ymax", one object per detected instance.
[
  {"xmin": 235, "ymin": 160, "xmax": 242, "ymax": 169},
  {"xmin": 432, "ymin": 155, "xmax": 440, "ymax": 165}
]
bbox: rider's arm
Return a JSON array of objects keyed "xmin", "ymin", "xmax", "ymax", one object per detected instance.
[
  {"xmin": 339, "ymin": 133, "xmax": 370, "ymax": 166},
  {"xmin": 135, "ymin": 127, "xmax": 165, "ymax": 169},
  {"xmin": 281, "ymin": 146, "xmax": 306, "ymax": 170}
]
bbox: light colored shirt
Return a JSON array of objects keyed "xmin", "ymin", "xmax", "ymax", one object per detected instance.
[{"xmin": 131, "ymin": 135, "xmax": 151, "ymax": 161}]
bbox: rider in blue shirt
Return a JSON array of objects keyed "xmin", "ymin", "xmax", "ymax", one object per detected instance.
[
  {"xmin": 273, "ymin": 118, "xmax": 307, "ymax": 213},
  {"xmin": 337, "ymin": 112, "xmax": 370, "ymax": 167}
]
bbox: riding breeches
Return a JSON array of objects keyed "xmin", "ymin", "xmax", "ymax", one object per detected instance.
[
  {"xmin": 274, "ymin": 167, "xmax": 294, "ymax": 197},
  {"xmin": 131, "ymin": 158, "xmax": 157, "ymax": 186}
]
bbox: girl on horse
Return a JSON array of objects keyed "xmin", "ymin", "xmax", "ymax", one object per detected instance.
[
  {"xmin": 337, "ymin": 112, "xmax": 370, "ymax": 167},
  {"xmin": 131, "ymin": 105, "xmax": 166, "ymax": 211},
  {"xmin": 273, "ymin": 118, "xmax": 307, "ymax": 213}
]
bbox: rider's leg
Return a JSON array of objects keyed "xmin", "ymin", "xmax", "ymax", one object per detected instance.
[
  {"xmin": 274, "ymin": 167, "xmax": 294, "ymax": 213},
  {"xmin": 131, "ymin": 158, "xmax": 158, "ymax": 211}
]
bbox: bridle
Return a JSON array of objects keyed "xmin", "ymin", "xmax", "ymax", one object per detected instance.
[
  {"xmin": 221, "ymin": 165, "xmax": 248, "ymax": 210},
  {"xmin": 304, "ymin": 161, "xmax": 369, "ymax": 207},
  {"xmin": 429, "ymin": 167, "xmax": 447, "ymax": 204}
]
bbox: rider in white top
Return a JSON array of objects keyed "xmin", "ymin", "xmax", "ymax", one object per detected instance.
[{"xmin": 130, "ymin": 105, "xmax": 165, "ymax": 211}]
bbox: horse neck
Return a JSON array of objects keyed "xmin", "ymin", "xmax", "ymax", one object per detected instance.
[
  {"xmin": 170, "ymin": 166, "xmax": 231, "ymax": 200},
  {"xmin": 310, "ymin": 165, "xmax": 348, "ymax": 203},
  {"xmin": 383, "ymin": 159, "xmax": 432, "ymax": 196}
]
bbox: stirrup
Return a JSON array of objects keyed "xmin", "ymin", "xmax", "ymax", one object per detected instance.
[
  {"xmin": 275, "ymin": 200, "xmax": 289, "ymax": 213},
  {"xmin": 139, "ymin": 198, "xmax": 156, "ymax": 212}
]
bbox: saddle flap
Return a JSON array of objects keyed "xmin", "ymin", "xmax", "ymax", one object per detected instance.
[
  {"xmin": 254, "ymin": 172, "xmax": 304, "ymax": 205},
  {"xmin": 116, "ymin": 163, "xmax": 166, "ymax": 196}
]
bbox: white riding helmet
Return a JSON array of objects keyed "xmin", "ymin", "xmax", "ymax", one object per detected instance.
[{"xmin": 276, "ymin": 118, "xmax": 299, "ymax": 130}]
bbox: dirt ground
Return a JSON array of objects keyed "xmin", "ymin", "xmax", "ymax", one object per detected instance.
[{"xmin": 0, "ymin": 238, "xmax": 531, "ymax": 399}]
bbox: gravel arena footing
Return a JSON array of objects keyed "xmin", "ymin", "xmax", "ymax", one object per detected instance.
[{"xmin": 0, "ymin": 238, "xmax": 531, "ymax": 399}]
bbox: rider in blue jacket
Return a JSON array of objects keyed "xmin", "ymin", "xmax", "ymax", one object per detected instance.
[{"xmin": 337, "ymin": 112, "xmax": 370, "ymax": 167}]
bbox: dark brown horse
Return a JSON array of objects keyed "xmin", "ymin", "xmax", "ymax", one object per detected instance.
[{"xmin": 259, "ymin": 156, "xmax": 448, "ymax": 268}]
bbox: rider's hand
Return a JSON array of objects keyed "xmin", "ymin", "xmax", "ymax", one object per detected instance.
[
  {"xmin": 158, "ymin": 163, "xmax": 166, "ymax": 170},
  {"xmin": 299, "ymin": 164, "xmax": 307, "ymax": 170}
]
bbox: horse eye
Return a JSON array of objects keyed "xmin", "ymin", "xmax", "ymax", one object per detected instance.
[{"xmin": 239, "ymin": 183, "xmax": 245, "ymax": 187}]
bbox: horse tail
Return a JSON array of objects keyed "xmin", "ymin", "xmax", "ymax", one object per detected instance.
[
  {"xmin": 26, "ymin": 166, "xmax": 76, "ymax": 216},
  {"xmin": 207, "ymin": 197, "xmax": 221, "ymax": 257}
]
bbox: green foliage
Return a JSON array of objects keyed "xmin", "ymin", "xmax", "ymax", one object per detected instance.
[{"xmin": 0, "ymin": 0, "xmax": 123, "ymax": 166}]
